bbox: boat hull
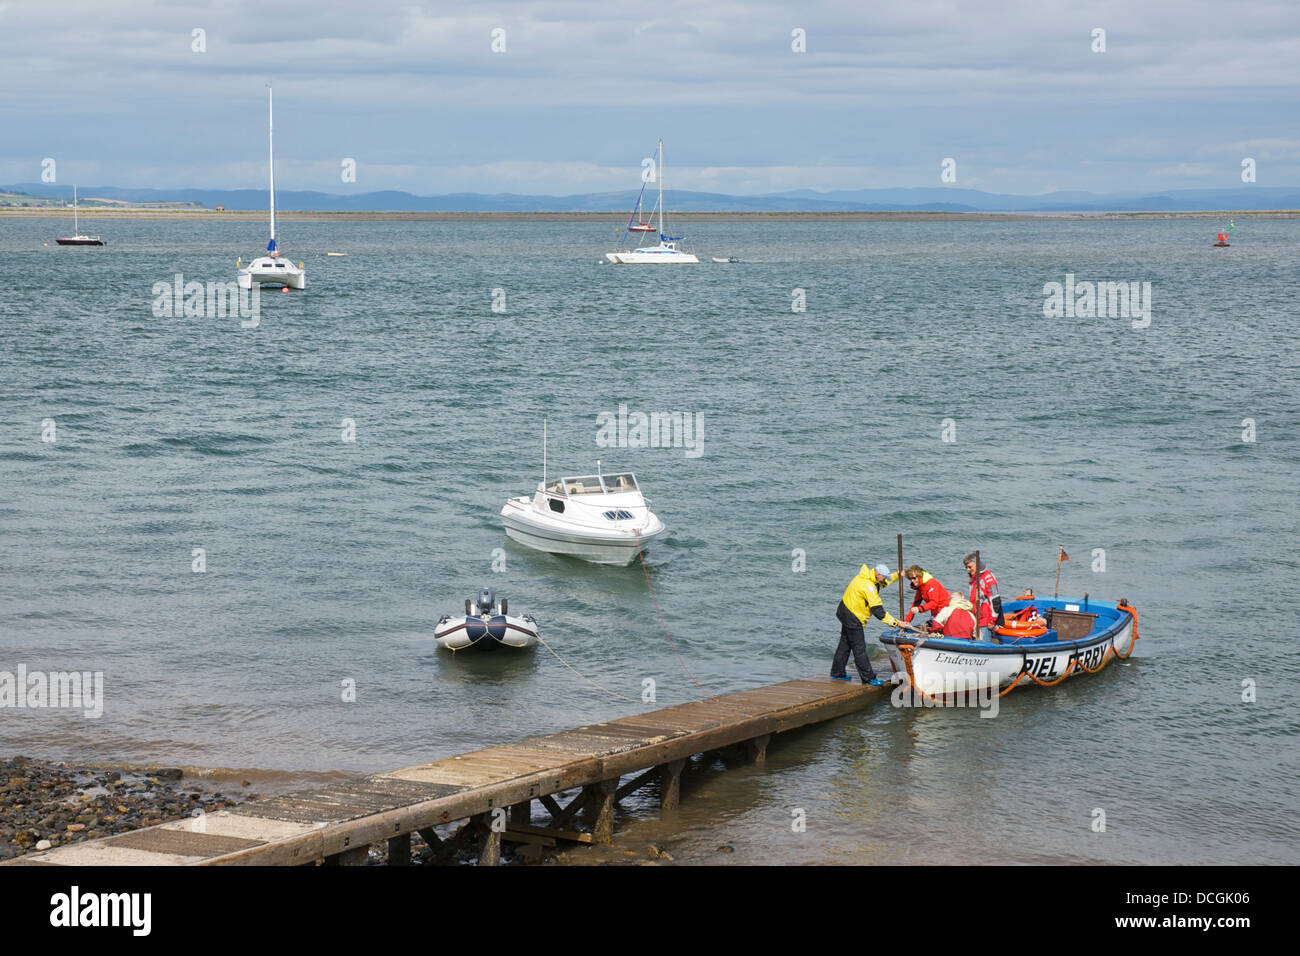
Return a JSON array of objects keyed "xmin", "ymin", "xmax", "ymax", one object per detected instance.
[
  {"xmin": 500, "ymin": 503, "xmax": 666, "ymax": 565},
  {"xmin": 238, "ymin": 258, "xmax": 305, "ymax": 290},
  {"xmin": 879, "ymin": 598, "xmax": 1136, "ymax": 696},
  {"xmin": 56, "ymin": 238, "xmax": 104, "ymax": 246},
  {"xmin": 434, "ymin": 614, "xmax": 538, "ymax": 651},
  {"xmin": 605, "ymin": 249, "xmax": 699, "ymax": 264}
]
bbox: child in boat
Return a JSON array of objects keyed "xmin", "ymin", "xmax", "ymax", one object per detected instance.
[{"xmin": 902, "ymin": 565, "xmax": 950, "ymax": 625}]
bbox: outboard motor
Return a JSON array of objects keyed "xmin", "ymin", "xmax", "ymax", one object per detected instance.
[{"xmin": 475, "ymin": 586, "xmax": 496, "ymax": 617}]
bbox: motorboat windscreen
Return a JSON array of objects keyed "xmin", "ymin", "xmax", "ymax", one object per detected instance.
[
  {"xmin": 562, "ymin": 476, "xmax": 605, "ymax": 495},
  {"xmin": 602, "ymin": 473, "xmax": 638, "ymax": 493},
  {"xmin": 556, "ymin": 473, "xmax": 639, "ymax": 495}
]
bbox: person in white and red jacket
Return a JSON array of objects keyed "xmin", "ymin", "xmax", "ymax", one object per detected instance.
[{"xmin": 963, "ymin": 553, "xmax": 1003, "ymax": 642}]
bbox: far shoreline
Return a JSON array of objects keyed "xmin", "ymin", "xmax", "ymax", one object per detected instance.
[{"xmin": 2, "ymin": 208, "xmax": 1297, "ymax": 223}]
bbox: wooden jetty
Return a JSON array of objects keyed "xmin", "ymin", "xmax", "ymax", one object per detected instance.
[{"xmin": 5, "ymin": 677, "xmax": 886, "ymax": 866}]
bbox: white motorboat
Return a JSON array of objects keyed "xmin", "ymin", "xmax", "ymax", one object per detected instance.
[
  {"xmin": 237, "ymin": 86, "xmax": 305, "ymax": 291},
  {"xmin": 501, "ymin": 460, "xmax": 666, "ymax": 565},
  {"xmin": 606, "ymin": 139, "xmax": 698, "ymax": 265},
  {"xmin": 434, "ymin": 587, "xmax": 538, "ymax": 652},
  {"xmin": 55, "ymin": 185, "xmax": 104, "ymax": 246}
]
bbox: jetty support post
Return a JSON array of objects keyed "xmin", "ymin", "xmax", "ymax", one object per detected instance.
[
  {"xmin": 476, "ymin": 813, "xmax": 500, "ymax": 866},
  {"xmin": 585, "ymin": 778, "xmax": 619, "ymax": 844},
  {"xmin": 744, "ymin": 734, "xmax": 772, "ymax": 765},
  {"xmin": 510, "ymin": 799, "xmax": 531, "ymax": 826},
  {"xmin": 660, "ymin": 759, "xmax": 686, "ymax": 811},
  {"xmin": 387, "ymin": 832, "xmax": 411, "ymax": 866},
  {"xmin": 323, "ymin": 844, "xmax": 369, "ymax": 866}
]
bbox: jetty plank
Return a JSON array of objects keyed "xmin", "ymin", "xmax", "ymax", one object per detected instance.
[{"xmin": 4, "ymin": 677, "xmax": 883, "ymax": 867}]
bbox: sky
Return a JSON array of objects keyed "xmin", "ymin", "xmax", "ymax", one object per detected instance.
[{"xmin": 1, "ymin": 0, "xmax": 1298, "ymax": 196}]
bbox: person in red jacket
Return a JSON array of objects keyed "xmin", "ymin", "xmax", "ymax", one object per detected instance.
[
  {"xmin": 964, "ymin": 553, "xmax": 1003, "ymax": 641},
  {"xmin": 926, "ymin": 600, "xmax": 977, "ymax": 639},
  {"xmin": 902, "ymin": 565, "xmax": 950, "ymax": 624}
]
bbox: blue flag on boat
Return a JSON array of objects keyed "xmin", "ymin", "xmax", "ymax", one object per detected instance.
[{"xmin": 267, "ymin": 238, "xmax": 277, "ymax": 253}]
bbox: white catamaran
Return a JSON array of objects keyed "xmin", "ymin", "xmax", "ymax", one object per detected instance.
[
  {"xmin": 606, "ymin": 139, "xmax": 698, "ymax": 264},
  {"xmin": 237, "ymin": 86, "xmax": 305, "ymax": 290}
]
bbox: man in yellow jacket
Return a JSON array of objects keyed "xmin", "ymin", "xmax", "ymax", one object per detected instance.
[{"xmin": 832, "ymin": 563, "xmax": 900, "ymax": 686}]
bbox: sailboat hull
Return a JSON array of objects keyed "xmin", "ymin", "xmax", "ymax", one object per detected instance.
[
  {"xmin": 606, "ymin": 247, "xmax": 698, "ymax": 264},
  {"xmin": 238, "ymin": 257, "xmax": 305, "ymax": 289},
  {"xmin": 56, "ymin": 238, "xmax": 105, "ymax": 246}
]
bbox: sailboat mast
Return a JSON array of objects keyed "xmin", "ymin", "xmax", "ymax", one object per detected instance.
[
  {"xmin": 268, "ymin": 86, "xmax": 276, "ymax": 246},
  {"xmin": 658, "ymin": 139, "xmax": 664, "ymax": 236},
  {"xmin": 73, "ymin": 185, "xmax": 78, "ymax": 233}
]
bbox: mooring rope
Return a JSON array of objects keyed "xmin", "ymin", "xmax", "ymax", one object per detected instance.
[
  {"xmin": 634, "ymin": 529, "xmax": 718, "ymax": 702},
  {"xmin": 533, "ymin": 629, "xmax": 640, "ymax": 702}
]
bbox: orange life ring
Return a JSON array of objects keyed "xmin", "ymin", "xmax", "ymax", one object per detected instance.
[{"xmin": 995, "ymin": 617, "xmax": 1048, "ymax": 638}]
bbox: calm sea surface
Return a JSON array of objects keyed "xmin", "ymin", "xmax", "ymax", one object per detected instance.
[{"xmin": 1, "ymin": 216, "xmax": 1297, "ymax": 864}]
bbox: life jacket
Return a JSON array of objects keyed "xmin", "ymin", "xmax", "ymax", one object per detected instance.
[
  {"xmin": 969, "ymin": 568, "xmax": 999, "ymax": 627},
  {"xmin": 909, "ymin": 571, "xmax": 950, "ymax": 615}
]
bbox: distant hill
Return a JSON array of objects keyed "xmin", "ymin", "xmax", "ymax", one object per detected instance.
[
  {"xmin": 6, "ymin": 182, "xmax": 1299, "ymax": 213},
  {"xmin": 765, "ymin": 186, "xmax": 1300, "ymax": 212}
]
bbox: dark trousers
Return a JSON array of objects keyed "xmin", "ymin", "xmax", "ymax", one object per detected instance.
[{"xmin": 832, "ymin": 600, "xmax": 876, "ymax": 682}]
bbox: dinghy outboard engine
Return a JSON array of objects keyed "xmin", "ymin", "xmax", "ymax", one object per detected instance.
[{"xmin": 463, "ymin": 586, "xmax": 507, "ymax": 617}]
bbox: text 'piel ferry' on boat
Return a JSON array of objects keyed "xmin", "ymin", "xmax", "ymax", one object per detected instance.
[
  {"xmin": 606, "ymin": 138, "xmax": 698, "ymax": 264},
  {"xmin": 237, "ymin": 85, "xmax": 305, "ymax": 291},
  {"xmin": 879, "ymin": 594, "xmax": 1139, "ymax": 697},
  {"xmin": 500, "ymin": 462, "xmax": 667, "ymax": 566}
]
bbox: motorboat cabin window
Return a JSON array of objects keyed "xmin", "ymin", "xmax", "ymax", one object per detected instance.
[
  {"xmin": 603, "ymin": 473, "xmax": 638, "ymax": 493},
  {"xmin": 563, "ymin": 476, "xmax": 605, "ymax": 495},
  {"xmin": 548, "ymin": 498, "xmax": 565, "ymax": 514},
  {"xmin": 545, "ymin": 480, "xmax": 565, "ymax": 494},
  {"xmin": 602, "ymin": 510, "xmax": 635, "ymax": 520}
]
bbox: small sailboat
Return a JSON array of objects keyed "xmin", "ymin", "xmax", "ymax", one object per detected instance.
[
  {"xmin": 606, "ymin": 139, "xmax": 698, "ymax": 264},
  {"xmin": 237, "ymin": 86, "xmax": 305, "ymax": 291},
  {"xmin": 624, "ymin": 180, "xmax": 656, "ymax": 232},
  {"xmin": 55, "ymin": 186, "xmax": 104, "ymax": 246}
]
